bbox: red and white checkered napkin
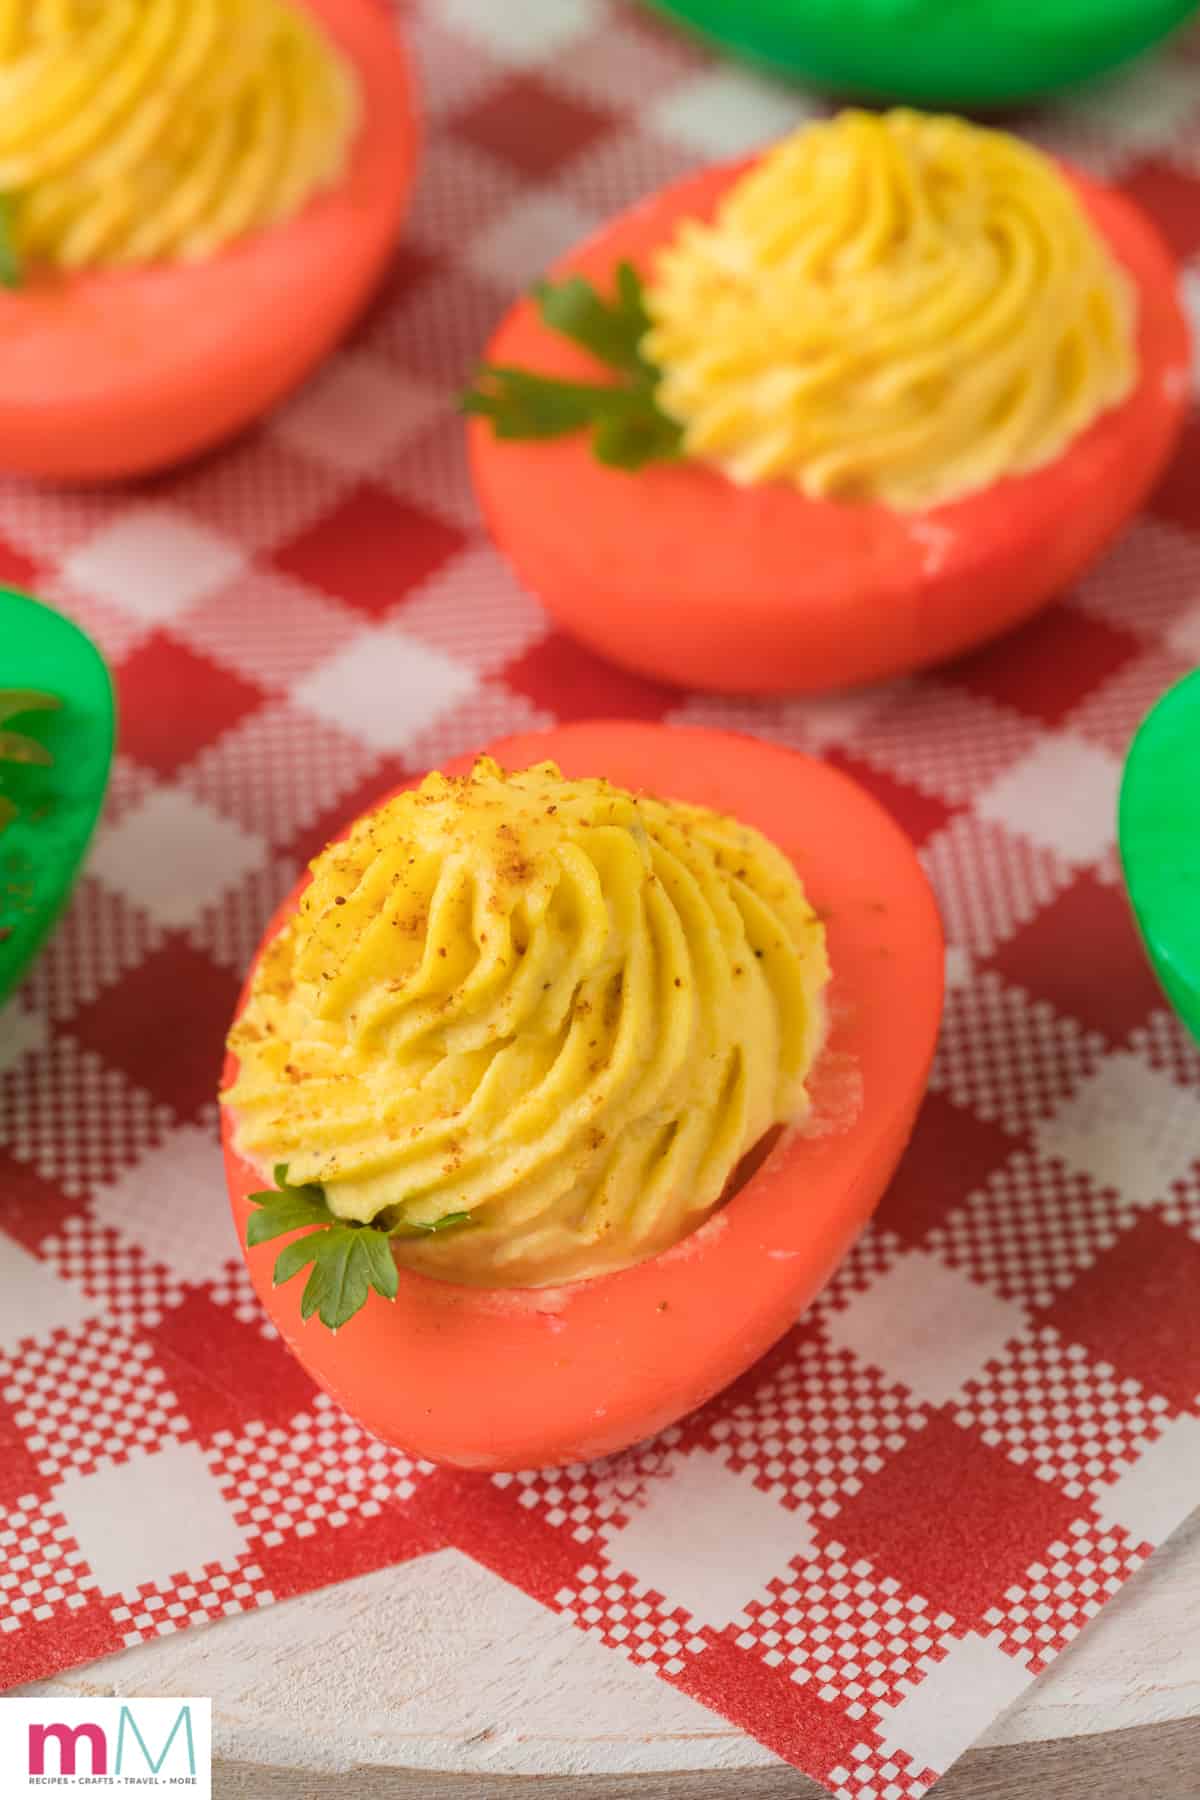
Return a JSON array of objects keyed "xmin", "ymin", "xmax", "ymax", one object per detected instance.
[{"xmin": 2, "ymin": 2, "xmax": 1200, "ymax": 1792}]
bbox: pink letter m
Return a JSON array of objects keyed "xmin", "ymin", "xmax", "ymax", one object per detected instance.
[{"xmin": 29, "ymin": 1721, "xmax": 108, "ymax": 1776}]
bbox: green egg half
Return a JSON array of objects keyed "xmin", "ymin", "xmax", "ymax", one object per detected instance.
[
  {"xmin": 1, "ymin": 589, "xmax": 115, "ymax": 1009},
  {"xmin": 1119, "ymin": 667, "xmax": 1200, "ymax": 1048},
  {"xmin": 645, "ymin": 0, "xmax": 1199, "ymax": 108}
]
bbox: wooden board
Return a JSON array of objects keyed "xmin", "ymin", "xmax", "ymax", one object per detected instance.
[{"xmin": 18, "ymin": 1507, "xmax": 1199, "ymax": 1797}]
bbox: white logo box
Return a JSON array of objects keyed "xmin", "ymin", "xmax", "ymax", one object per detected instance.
[{"xmin": 0, "ymin": 1697, "xmax": 211, "ymax": 1797}]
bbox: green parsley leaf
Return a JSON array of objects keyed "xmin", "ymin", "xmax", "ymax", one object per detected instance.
[
  {"xmin": 245, "ymin": 1168, "xmax": 473, "ymax": 1331},
  {"xmin": 271, "ymin": 1233, "xmax": 326, "ymax": 1285},
  {"xmin": 463, "ymin": 366, "xmax": 628, "ymax": 441},
  {"xmin": 462, "ymin": 263, "xmax": 683, "ymax": 474},
  {"xmin": 358, "ymin": 1228, "xmax": 401, "ymax": 1300},
  {"xmin": 246, "ymin": 1164, "xmax": 335, "ymax": 1246},
  {"xmin": 391, "ymin": 1209, "xmax": 474, "ymax": 1239},
  {"xmin": 615, "ymin": 260, "xmax": 648, "ymax": 330},
  {"xmin": 593, "ymin": 404, "xmax": 685, "ymax": 471},
  {"xmin": 299, "ymin": 1231, "xmax": 372, "ymax": 1328},
  {"xmin": 291, "ymin": 1229, "xmax": 401, "ymax": 1330},
  {"xmin": 0, "ymin": 196, "xmax": 22, "ymax": 291},
  {"xmin": 246, "ymin": 1188, "xmax": 333, "ymax": 1246},
  {"xmin": 532, "ymin": 261, "xmax": 651, "ymax": 375}
]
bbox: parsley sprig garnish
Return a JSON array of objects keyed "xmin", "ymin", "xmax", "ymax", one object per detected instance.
[
  {"xmin": 0, "ymin": 196, "xmax": 22, "ymax": 291},
  {"xmin": 247, "ymin": 1165, "xmax": 473, "ymax": 1331},
  {"xmin": 462, "ymin": 262, "xmax": 683, "ymax": 472},
  {"xmin": 0, "ymin": 690, "xmax": 59, "ymax": 834}
]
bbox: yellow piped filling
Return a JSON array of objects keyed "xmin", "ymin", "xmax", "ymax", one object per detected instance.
[
  {"xmin": 224, "ymin": 759, "xmax": 829, "ymax": 1289},
  {"xmin": 0, "ymin": 0, "xmax": 359, "ymax": 271},
  {"xmin": 643, "ymin": 109, "xmax": 1138, "ymax": 510}
]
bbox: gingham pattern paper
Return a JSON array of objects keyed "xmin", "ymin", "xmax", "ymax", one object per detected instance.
[{"xmin": 2, "ymin": 3, "xmax": 1200, "ymax": 1793}]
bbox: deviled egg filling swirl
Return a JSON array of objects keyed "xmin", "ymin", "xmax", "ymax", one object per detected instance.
[
  {"xmin": 643, "ymin": 109, "xmax": 1137, "ymax": 508},
  {"xmin": 0, "ymin": 0, "xmax": 359, "ymax": 270},
  {"xmin": 224, "ymin": 758, "xmax": 829, "ymax": 1288}
]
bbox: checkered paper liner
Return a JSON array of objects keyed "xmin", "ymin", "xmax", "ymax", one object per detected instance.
[{"xmin": 2, "ymin": 2, "xmax": 1200, "ymax": 1793}]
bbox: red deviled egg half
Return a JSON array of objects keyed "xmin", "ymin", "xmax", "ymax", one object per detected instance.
[
  {"xmin": 0, "ymin": 0, "xmax": 418, "ymax": 481},
  {"xmin": 220, "ymin": 722, "xmax": 943, "ymax": 1471},
  {"xmin": 466, "ymin": 108, "xmax": 1190, "ymax": 695}
]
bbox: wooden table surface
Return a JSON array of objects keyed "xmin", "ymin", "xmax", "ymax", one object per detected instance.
[{"xmin": 19, "ymin": 1505, "xmax": 1199, "ymax": 1798}]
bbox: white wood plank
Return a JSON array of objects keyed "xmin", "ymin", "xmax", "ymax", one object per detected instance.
[{"xmin": 21, "ymin": 1510, "xmax": 1200, "ymax": 1778}]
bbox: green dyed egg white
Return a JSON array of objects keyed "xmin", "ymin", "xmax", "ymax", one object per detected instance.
[
  {"xmin": 646, "ymin": 0, "xmax": 1200, "ymax": 106},
  {"xmin": 1119, "ymin": 668, "xmax": 1200, "ymax": 1047},
  {"xmin": 0, "ymin": 590, "xmax": 115, "ymax": 1008}
]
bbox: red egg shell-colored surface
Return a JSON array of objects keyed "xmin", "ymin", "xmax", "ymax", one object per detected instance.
[
  {"xmin": 0, "ymin": 0, "xmax": 419, "ymax": 482},
  {"xmin": 468, "ymin": 161, "xmax": 1190, "ymax": 695},
  {"xmin": 222, "ymin": 722, "xmax": 945, "ymax": 1471}
]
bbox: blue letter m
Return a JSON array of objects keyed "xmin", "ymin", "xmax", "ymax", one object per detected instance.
[{"xmin": 115, "ymin": 1703, "xmax": 196, "ymax": 1776}]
